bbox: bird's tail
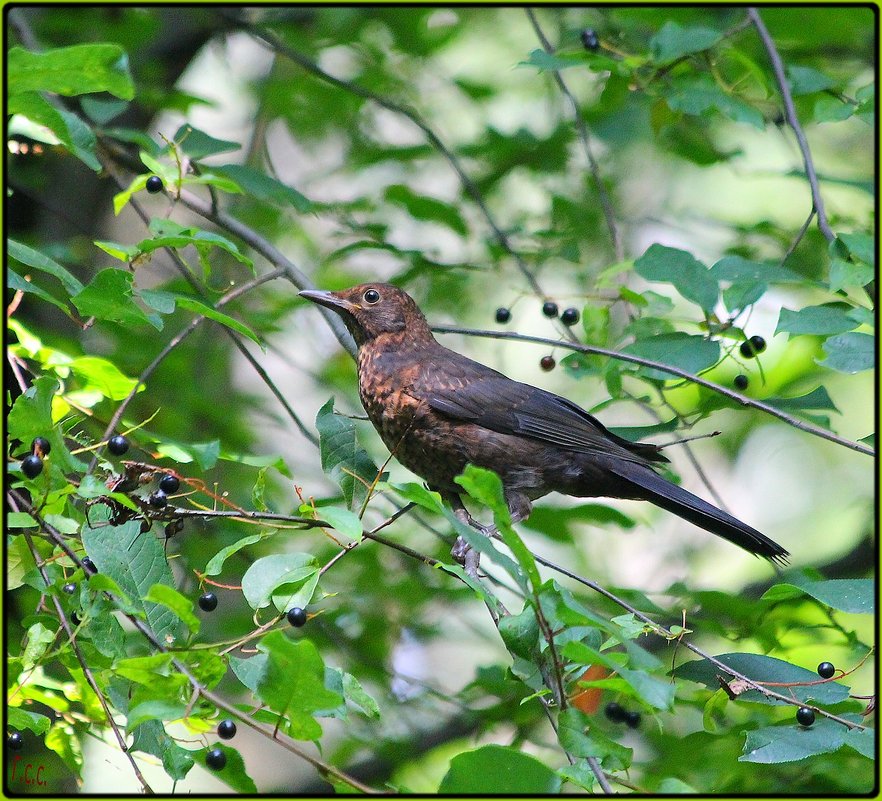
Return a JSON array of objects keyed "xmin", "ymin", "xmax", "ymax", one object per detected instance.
[{"xmin": 608, "ymin": 464, "xmax": 789, "ymax": 564}]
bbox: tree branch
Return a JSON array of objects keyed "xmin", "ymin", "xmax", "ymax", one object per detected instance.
[
  {"xmin": 524, "ymin": 8, "xmax": 623, "ymax": 261},
  {"xmin": 430, "ymin": 324, "xmax": 874, "ymax": 456},
  {"xmin": 748, "ymin": 8, "xmax": 835, "ymax": 242}
]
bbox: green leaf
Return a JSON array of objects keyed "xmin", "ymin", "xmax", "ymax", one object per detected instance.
[
  {"xmin": 7, "ymin": 376, "xmax": 86, "ymax": 474},
  {"xmin": 68, "ymin": 356, "xmax": 140, "ymax": 400},
  {"xmin": 813, "ymin": 95, "xmax": 854, "ymax": 123},
  {"xmin": 8, "ymin": 239, "xmax": 84, "ymax": 295},
  {"xmin": 829, "ymin": 258, "xmax": 874, "ymax": 292},
  {"xmin": 129, "ymin": 719, "xmax": 194, "ymax": 781},
  {"xmin": 518, "ymin": 48, "xmax": 584, "ymax": 72},
  {"xmin": 81, "ymin": 511, "xmax": 186, "ymax": 645},
  {"xmin": 341, "ymin": 670, "xmax": 381, "ymax": 719},
  {"xmin": 71, "ymin": 269, "xmax": 157, "ymax": 329},
  {"xmin": 172, "ymin": 124, "xmax": 241, "ymax": 159},
  {"xmin": 787, "ymin": 65, "xmax": 836, "ymax": 95},
  {"xmin": 623, "ymin": 333, "xmax": 720, "ymax": 381},
  {"xmin": 125, "ymin": 700, "xmax": 188, "ymax": 731},
  {"xmin": 558, "ymin": 708, "xmax": 633, "ymax": 769},
  {"xmin": 172, "ymin": 295, "xmax": 263, "ymax": 348},
  {"xmin": 673, "ymin": 652, "xmax": 851, "ymax": 705},
  {"xmin": 7, "ymin": 707, "xmax": 51, "ymax": 736},
  {"xmin": 317, "ymin": 506, "xmax": 363, "ymax": 540},
  {"xmin": 563, "ymin": 641, "xmax": 674, "ymax": 709},
  {"xmin": 455, "ymin": 464, "xmax": 542, "ymax": 593},
  {"xmin": 45, "ymin": 722, "xmax": 83, "ymax": 776},
  {"xmin": 22, "ymin": 623, "xmax": 55, "ymax": 671},
  {"xmin": 710, "ymin": 255, "xmax": 804, "ymax": 284},
  {"xmin": 650, "ymin": 22, "xmax": 723, "ymax": 64},
  {"xmin": 204, "ymin": 534, "xmax": 265, "ymax": 576},
  {"xmin": 8, "ymin": 91, "xmax": 76, "ymax": 153},
  {"xmin": 57, "ymin": 107, "xmax": 101, "ymax": 170},
  {"xmin": 763, "ymin": 386, "xmax": 839, "ymax": 414},
  {"xmin": 210, "ymin": 164, "xmax": 312, "ymax": 212},
  {"xmin": 241, "ymin": 553, "xmax": 320, "ymax": 611},
  {"xmin": 440, "ymin": 744, "xmax": 562, "ymax": 793},
  {"xmin": 7, "ymin": 268, "xmax": 70, "ymax": 311},
  {"xmin": 135, "ymin": 219, "xmax": 254, "ymax": 273},
  {"xmin": 837, "ymin": 232, "xmax": 875, "ymax": 268},
  {"xmin": 390, "ymin": 481, "xmax": 445, "ymax": 513},
  {"xmin": 256, "ymin": 631, "xmax": 343, "ymax": 740},
  {"xmin": 143, "ymin": 584, "xmax": 200, "ymax": 635},
  {"xmin": 762, "ymin": 577, "xmax": 873, "ymax": 614},
  {"xmin": 819, "ymin": 332, "xmax": 874, "ymax": 373},
  {"xmin": 195, "ymin": 745, "xmax": 257, "ymax": 793},
  {"xmin": 740, "ymin": 717, "xmax": 847, "ymax": 763},
  {"xmin": 384, "ymin": 184, "xmax": 468, "ymax": 236},
  {"xmin": 634, "ymin": 244, "xmax": 718, "ymax": 311},
  {"xmin": 8, "ymin": 44, "xmax": 134, "ymax": 99},
  {"xmin": 842, "ymin": 727, "xmax": 875, "ymax": 759},
  {"xmin": 665, "ymin": 74, "xmax": 764, "ymax": 129},
  {"xmin": 775, "ymin": 304, "xmax": 860, "ymax": 337},
  {"xmin": 315, "ymin": 398, "xmax": 381, "ymax": 511}
]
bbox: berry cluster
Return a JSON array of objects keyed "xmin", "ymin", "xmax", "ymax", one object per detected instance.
[
  {"xmin": 21, "ymin": 436, "xmax": 51, "ymax": 478},
  {"xmin": 494, "ymin": 299, "xmax": 581, "ymax": 372},
  {"xmin": 604, "ymin": 702, "xmax": 641, "ymax": 728}
]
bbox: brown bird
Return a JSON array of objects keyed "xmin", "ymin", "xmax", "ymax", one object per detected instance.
[{"xmin": 300, "ymin": 283, "xmax": 788, "ymax": 564}]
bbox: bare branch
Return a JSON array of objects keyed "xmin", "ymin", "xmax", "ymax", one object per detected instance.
[{"xmin": 748, "ymin": 8, "xmax": 835, "ymax": 242}]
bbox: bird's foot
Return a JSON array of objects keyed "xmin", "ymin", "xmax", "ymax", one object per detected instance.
[{"xmin": 450, "ymin": 504, "xmax": 497, "ymax": 578}]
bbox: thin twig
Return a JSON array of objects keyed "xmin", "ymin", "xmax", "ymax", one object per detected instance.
[
  {"xmin": 237, "ymin": 19, "xmax": 550, "ymax": 300},
  {"xmin": 15, "ymin": 526, "xmax": 155, "ymax": 794},
  {"xmin": 431, "ymin": 324, "xmax": 873, "ymax": 456},
  {"xmin": 524, "ymin": 8, "xmax": 622, "ymax": 261},
  {"xmin": 528, "ymin": 546, "xmax": 868, "ymax": 731},
  {"xmin": 9, "ymin": 492, "xmax": 380, "ymax": 794},
  {"xmin": 748, "ymin": 8, "xmax": 835, "ymax": 242},
  {"xmin": 87, "ymin": 267, "xmax": 292, "ymax": 473}
]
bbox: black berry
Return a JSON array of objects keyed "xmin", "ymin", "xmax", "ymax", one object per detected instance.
[
  {"xmin": 7, "ymin": 732, "xmax": 23, "ymax": 750},
  {"xmin": 542, "ymin": 301, "xmax": 559, "ymax": 318},
  {"xmin": 581, "ymin": 28, "xmax": 600, "ymax": 51},
  {"xmin": 217, "ymin": 719, "xmax": 237, "ymax": 740},
  {"xmin": 71, "ymin": 612, "xmax": 81, "ymax": 625},
  {"xmin": 145, "ymin": 175, "xmax": 164, "ymax": 193},
  {"xmin": 540, "ymin": 355, "xmax": 556, "ymax": 372},
  {"xmin": 287, "ymin": 607, "xmax": 308, "ymax": 627},
  {"xmin": 159, "ymin": 474, "xmax": 180, "ymax": 494},
  {"xmin": 82, "ymin": 556, "xmax": 97, "ymax": 574},
  {"xmin": 796, "ymin": 706, "xmax": 816, "ymax": 727},
  {"xmin": 560, "ymin": 307, "xmax": 580, "ymax": 326},
  {"xmin": 62, "ymin": 583, "xmax": 77, "ymax": 595},
  {"xmin": 21, "ymin": 454, "xmax": 43, "ymax": 479},
  {"xmin": 817, "ymin": 662, "xmax": 835, "ymax": 679},
  {"xmin": 495, "ymin": 307, "xmax": 512, "ymax": 324},
  {"xmin": 148, "ymin": 490, "xmax": 168, "ymax": 509},
  {"xmin": 198, "ymin": 592, "xmax": 218, "ymax": 612},
  {"xmin": 205, "ymin": 747, "xmax": 226, "ymax": 771},
  {"xmin": 739, "ymin": 340, "xmax": 755, "ymax": 358},
  {"xmin": 31, "ymin": 436, "xmax": 51, "ymax": 456},
  {"xmin": 108, "ymin": 435, "xmax": 130, "ymax": 455},
  {"xmin": 749, "ymin": 335, "xmax": 767, "ymax": 354},
  {"xmin": 604, "ymin": 702, "xmax": 627, "ymax": 723},
  {"xmin": 734, "ymin": 374, "xmax": 749, "ymax": 390},
  {"xmin": 625, "ymin": 710, "xmax": 641, "ymax": 729}
]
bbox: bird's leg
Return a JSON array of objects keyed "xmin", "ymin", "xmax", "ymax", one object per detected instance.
[{"xmin": 444, "ymin": 494, "xmax": 496, "ymax": 577}]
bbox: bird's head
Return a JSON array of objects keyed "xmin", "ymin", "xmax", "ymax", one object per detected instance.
[{"xmin": 299, "ymin": 283, "xmax": 434, "ymax": 347}]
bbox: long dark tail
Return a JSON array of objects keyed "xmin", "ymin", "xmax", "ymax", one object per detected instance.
[{"xmin": 610, "ymin": 464, "xmax": 789, "ymax": 564}]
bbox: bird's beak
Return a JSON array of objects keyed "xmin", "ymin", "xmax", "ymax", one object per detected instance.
[{"xmin": 299, "ymin": 289, "xmax": 359, "ymax": 315}]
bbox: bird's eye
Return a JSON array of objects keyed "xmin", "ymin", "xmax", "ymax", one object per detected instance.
[{"xmin": 363, "ymin": 289, "xmax": 381, "ymax": 305}]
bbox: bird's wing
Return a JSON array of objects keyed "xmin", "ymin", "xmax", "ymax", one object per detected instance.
[{"xmin": 418, "ymin": 357, "xmax": 667, "ymax": 464}]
